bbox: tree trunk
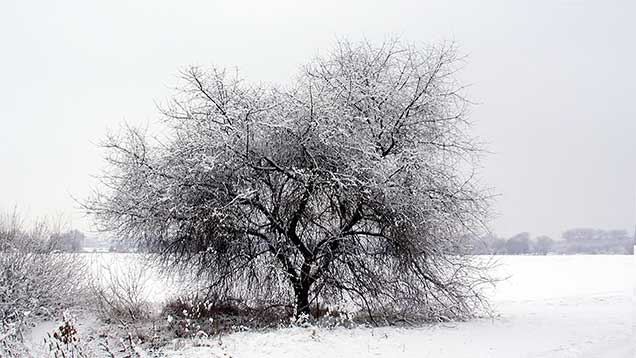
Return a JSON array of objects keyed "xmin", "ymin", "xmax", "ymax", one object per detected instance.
[{"xmin": 294, "ymin": 283, "xmax": 311, "ymax": 318}]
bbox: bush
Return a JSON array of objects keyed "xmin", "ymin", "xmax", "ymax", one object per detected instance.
[
  {"xmin": 0, "ymin": 319, "xmax": 29, "ymax": 358},
  {"xmin": 89, "ymin": 260, "xmax": 153, "ymax": 323},
  {"xmin": 161, "ymin": 292, "xmax": 386, "ymax": 336},
  {"xmin": 162, "ymin": 293, "xmax": 294, "ymax": 336},
  {"xmin": 0, "ymin": 211, "xmax": 88, "ymax": 357},
  {"xmin": 0, "ymin": 253, "xmax": 87, "ymax": 318}
]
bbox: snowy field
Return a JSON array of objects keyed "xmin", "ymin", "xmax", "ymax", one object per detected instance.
[
  {"xmin": 160, "ymin": 255, "xmax": 634, "ymax": 358},
  {"xmin": 35, "ymin": 254, "xmax": 635, "ymax": 357}
]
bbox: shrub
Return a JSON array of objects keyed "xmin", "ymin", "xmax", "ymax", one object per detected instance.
[
  {"xmin": 162, "ymin": 293, "xmax": 294, "ymax": 336},
  {"xmin": 0, "ymin": 211, "xmax": 88, "ymax": 357},
  {"xmin": 89, "ymin": 259, "xmax": 153, "ymax": 323}
]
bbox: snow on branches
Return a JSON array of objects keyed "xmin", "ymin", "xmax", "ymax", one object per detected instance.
[{"xmin": 85, "ymin": 39, "xmax": 492, "ymax": 322}]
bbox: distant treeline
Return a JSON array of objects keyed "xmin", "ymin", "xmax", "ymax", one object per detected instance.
[
  {"xmin": 8, "ymin": 226, "xmax": 633, "ymax": 255},
  {"xmin": 0, "ymin": 210, "xmax": 133, "ymax": 254},
  {"xmin": 470, "ymin": 228, "xmax": 635, "ymax": 255},
  {"xmin": 76, "ymin": 234, "xmax": 135, "ymax": 253}
]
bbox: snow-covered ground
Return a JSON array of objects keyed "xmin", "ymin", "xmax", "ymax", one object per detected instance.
[
  {"xmin": 30, "ymin": 254, "xmax": 635, "ymax": 357},
  {"xmin": 163, "ymin": 255, "xmax": 634, "ymax": 358}
]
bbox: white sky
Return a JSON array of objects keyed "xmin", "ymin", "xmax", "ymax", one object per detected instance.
[{"xmin": 1, "ymin": 0, "xmax": 634, "ymax": 239}]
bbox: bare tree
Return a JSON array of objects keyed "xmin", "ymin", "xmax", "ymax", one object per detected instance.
[{"xmin": 86, "ymin": 39, "xmax": 492, "ymax": 322}]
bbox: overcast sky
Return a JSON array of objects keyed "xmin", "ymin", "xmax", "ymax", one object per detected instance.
[{"xmin": 1, "ymin": 0, "xmax": 634, "ymax": 239}]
